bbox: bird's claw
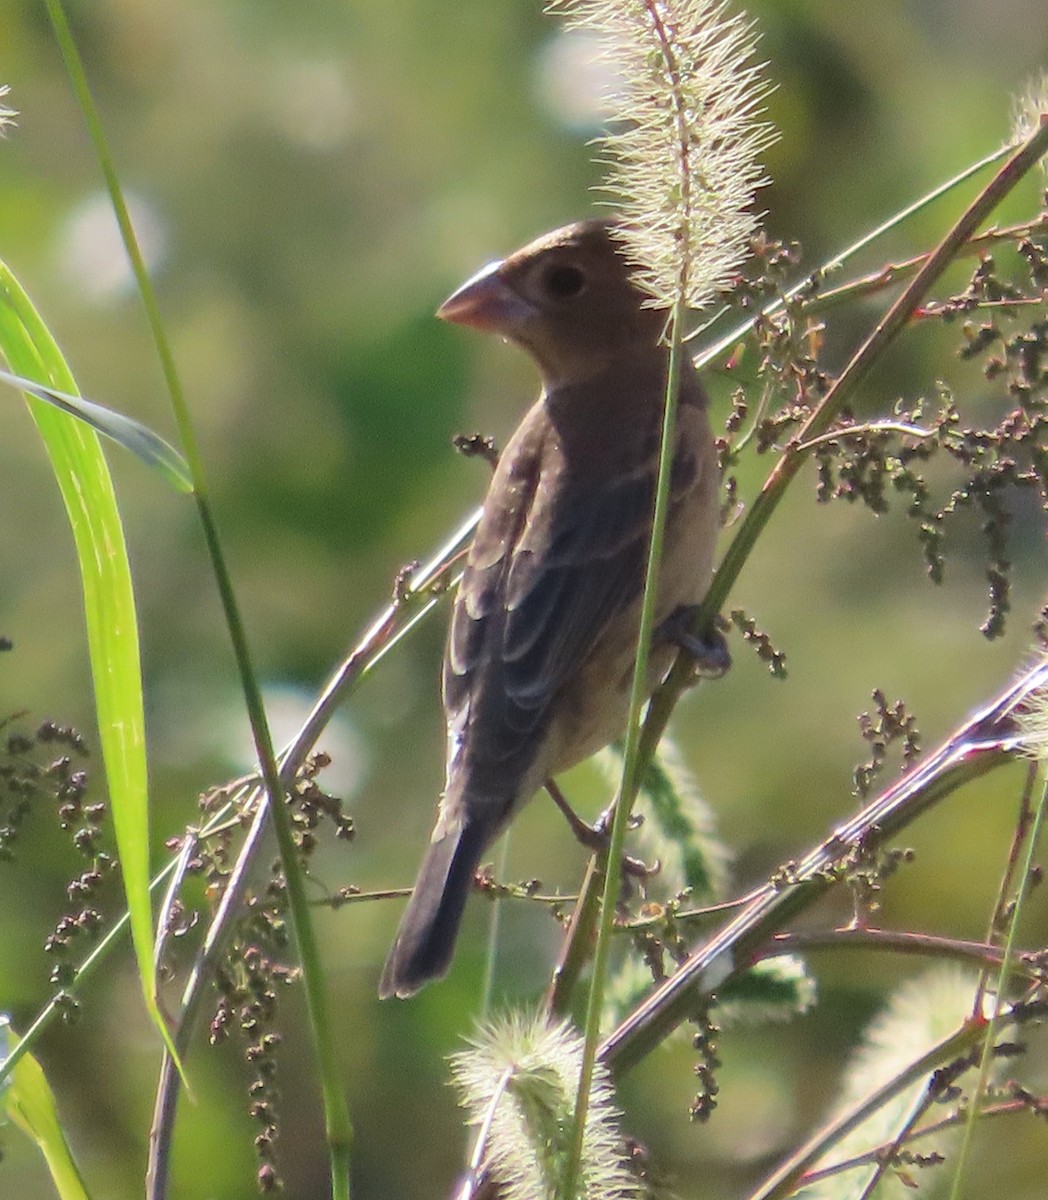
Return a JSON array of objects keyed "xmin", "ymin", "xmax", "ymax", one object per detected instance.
[
  {"xmin": 658, "ymin": 607, "xmax": 731, "ymax": 680},
  {"xmin": 544, "ymin": 781, "xmax": 660, "ymax": 878}
]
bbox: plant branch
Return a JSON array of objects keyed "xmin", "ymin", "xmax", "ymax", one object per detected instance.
[
  {"xmin": 563, "ymin": 289, "xmax": 690, "ymax": 1199},
  {"xmin": 633, "ymin": 115, "xmax": 1048, "ymax": 837},
  {"xmin": 974, "ymin": 765, "xmax": 1039, "ymax": 1014},
  {"xmin": 144, "ymin": 521, "xmax": 468, "ymax": 1198},
  {"xmin": 685, "ymin": 146, "xmax": 1012, "ymax": 363},
  {"xmin": 745, "ymin": 997, "xmax": 1047, "ymax": 1200},
  {"xmin": 799, "ymin": 214, "xmax": 1048, "ymax": 316},
  {"xmin": 800, "ymin": 1097, "xmax": 1042, "ymax": 1187},
  {"xmin": 599, "ymin": 657, "xmax": 1046, "ymax": 1075},
  {"xmin": 760, "ymin": 928, "xmax": 1038, "ymax": 980},
  {"xmin": 948, "ymin": 763, "xmax": 1048, "ymax": 1200}
]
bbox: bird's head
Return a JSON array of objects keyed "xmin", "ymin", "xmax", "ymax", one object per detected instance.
[{"xmin": 437, "ymin": 219, "xmax": 664, "ymax": 388}]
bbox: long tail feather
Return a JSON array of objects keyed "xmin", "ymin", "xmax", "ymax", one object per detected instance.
[{"xmin": 379, "ymin": 817, "xmax": 491, "ymax": 999}]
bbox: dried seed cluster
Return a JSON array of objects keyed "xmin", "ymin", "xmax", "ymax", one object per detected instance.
[{"xmin": 1, "ymin": 713, "xmax": 105, "ymax": 1024}]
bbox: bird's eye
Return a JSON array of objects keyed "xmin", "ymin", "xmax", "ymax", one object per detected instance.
[{"xmin": 542, "ymin": 263, "xmax": 586, "ymax": 300}]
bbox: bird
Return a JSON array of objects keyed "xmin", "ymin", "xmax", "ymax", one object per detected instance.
[{"xmin": 379, "ymin": 218, "xmax": 722, "ymax": 998}]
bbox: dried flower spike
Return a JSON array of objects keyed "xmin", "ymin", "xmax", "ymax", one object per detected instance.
[
  {"xmin": 451, "ymin": 1011, "xmax": 639, "ymax": 1200},
  {"xmin": 0, "ymin": 85, "xmax": 16, "ymax": 136},
  {"xmin": 551, "ymin": 0, "xmax": 777, "ymax": 310},
  {"xmin": 1010, "ymin": 71, "xmax": 1048, "ymax": 155},
  {"xmin": 1016, "ymin": 655, "xmax": 1048, "ymax": 763}
]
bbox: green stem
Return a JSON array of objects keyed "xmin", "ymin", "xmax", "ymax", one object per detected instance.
[
  {"xmin": 600, "ymin": 656, "xmax": 1045, "ymax": 1073},
  {"xmin": 562, "ymin": 298, "xmax": 688, "ymax": 1199},
  {"xmin": 43, "ymin": 4, "xmax": 353, "ymax": 1193},
  {"xmin": 545, "ymin": 859, "xmax": 605, "ymax": 1017},
  {"xmin": 638, "ymin": 116, "xmax": 1048, "ymax": 798},
  {"xmin": 687, "ymin": 145, "xmax": 1010, "ymax": 368},
  {"xmin": 947, "ymin": 763, "xmax": 1048, "ymax": 1200},
  {"xmin": 0, "ymin": 861, "xmax": 178, "ymax": 1086},
  {"xmin": 480, "ymin": 834, "xmax": 512, "ymax": 1020},
  {"xmin": 745, "ymin": 1017, "xmax": 988, "ymax": 1200}
]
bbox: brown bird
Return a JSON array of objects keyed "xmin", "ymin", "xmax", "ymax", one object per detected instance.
[{"xmin": 379, "ymin": 218, "xmax": 722, "ymax": 998}]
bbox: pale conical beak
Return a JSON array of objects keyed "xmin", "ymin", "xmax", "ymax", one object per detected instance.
[{"xmin": 436, "ymin": 260, "xmax": 538, "ymax": 332}]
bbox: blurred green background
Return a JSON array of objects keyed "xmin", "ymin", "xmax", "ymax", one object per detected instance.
[{"xmin": 1, "ymin": 1, "xmax": 1047, "ymax": 1196}]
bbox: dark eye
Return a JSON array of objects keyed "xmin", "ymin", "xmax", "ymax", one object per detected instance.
[{"xmin": 542, "ymin": 263, "xmax": 586, "ymax": 300}]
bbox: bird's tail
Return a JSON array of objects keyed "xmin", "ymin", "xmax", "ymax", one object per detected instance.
[{"xmin": 379, "ymin": 815, "xmax": 492, "ymax": 999}]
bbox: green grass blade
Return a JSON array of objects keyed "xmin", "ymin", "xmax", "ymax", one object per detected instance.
[
  {"xmin": 0, "ymin": 367, "xmax": 192, "ymax": 492},
  {"xmin": 1, "ymin": 1020, "xmax": 93, "ymax": 1200},
  {"xmin": 0, "ymin": 260, "xmax": 169, "ymax": 1057}
]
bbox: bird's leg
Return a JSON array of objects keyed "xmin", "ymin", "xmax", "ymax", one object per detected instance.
[
  {"xmin": 656, "ymin": 606, "xmax": 731, "ymax": 679},
  {"xmin": 544, "ymin": 779, "xmax": 658, "ymax": 879}
]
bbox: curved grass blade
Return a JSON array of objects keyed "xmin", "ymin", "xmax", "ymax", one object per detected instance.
[
  {"xmin": 1, "ymin": 1019, "xmax": 92, "ymax": 1200},
  {"xmin": 0, "ymin": 259, "xmax": 174, "ymax": 1063},
  {"xmin": 0, "ymin": 367, "xmax": 191, "ymax": 493}
]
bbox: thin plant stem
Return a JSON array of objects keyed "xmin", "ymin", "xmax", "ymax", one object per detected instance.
[
  {"xmin": 793, "ymin": 421, "xmax": 938, "ymax": 454},
  {"xmin": 0, "ymin": 861, "xmax": 179, "ymax": 1086},
  {"xmin": 947, "ymin": 763, "xmax": 1048, "ymax": 1200},
  {"xmin": 853, "ymin": 1083, "xmax": 933, "ymax": 1200},
  {"xmin": 545, "ymin": 858, "xmax": 605, "ymax": 1016},
  {"xmin": 801, "ymin": 1098, "xmax": 1037, "ymax": 1187},
  {"xmin": 0, "ymin": 790, "xmax": 243, "ymax": 1092},
  {"xmin": 43, "ymin": 5, "xmax": 356, "ymax": 1192},
  {"xmin": 759, "ymin": 928, "xmax": 1035, "ymax": 980},
  {"xmin": 973, "ymin": 766, "xmax": 1037, "ymax": 1016},
  {"xmin": 563, "ymin": 294, "xmax": 688, "ymax": 1199},
  {"xmin": 600, "ymin": 658, "xmax": 1044, "ymax": 1074},
  {"xmin": 146, "ymin": 796, "xmax": 273, "ymax": 1200},
  {"xmin": 287, "ymin": 510, "xmax": 473, "ymax": 763},
  {"xmin": 685, "ymin": 145, "xmax": 1011, "ymax": 365},
  {"xmin": 634, "ymin": 117, "xmax": 1048, "ymax": 829},
  {"xmin": 146, "ymin": 527, "xmax": 467, "ymax": 1198},
  {"xmin": 480, "ymin": 834, "xmax": 512, "ymax": 1020},
  {"xmin": 797, "ymin": 214, "xmax": 1048, "ymax": 318},
  {"xmin": 743, "ymin": 1007, "xmax": 1026, "ymax": 1200}
]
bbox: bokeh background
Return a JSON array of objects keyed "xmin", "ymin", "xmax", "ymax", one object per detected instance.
[{"xmin": 1, "ymin": 1, "xmax": 1047, "ymax": 1196}]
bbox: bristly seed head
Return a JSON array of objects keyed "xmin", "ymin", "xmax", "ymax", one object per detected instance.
[
  {"xmin": 549, "ymin": 0, "xmax": 777, "ymax": 311},
  {"xmin": 1016, "ymin": 655, "xmax": 1048, "ymax": 763},
  {"xmin": 0, "ymin": 86, "xmax": 16, "ymax": 137},
  {"xmin": 1010, "ymin": 71, "xmax": 1048, "ymax": 158},
  {"xmin": 450, "ymin": 1010, "xmax": 640, "ymax": 1199}
]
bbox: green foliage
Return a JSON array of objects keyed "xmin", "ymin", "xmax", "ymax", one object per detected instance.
[
  {"xmin": 1, "ymin": 1019, "xmax": 91, "ymax": 1200},
  {"xmin": 0, "ymin": 261, "xmax": 166, "ymax": 1062},
  {"xmin": 1, "ymin": 2, "xmax": 1047, "ymax": 1199}
]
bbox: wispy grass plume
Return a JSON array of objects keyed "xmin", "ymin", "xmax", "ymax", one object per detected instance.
[
  {"xmin": 550, "ymin": 0, "xmax": 776, "ymax": 310},
  {"xmin": 451, "ymin": 1011, "xmax": 639, "ymax": 1200},
  {"xmin": 0, "ymin": 85, "xmax": 16, "ymax": 135},
  {"xmin": 595, "ymin": 736, "xmax": 732, "ymax": 903},
  {"xmin": 806, "ymin": 967, "xmax": 980, "ymax": 1200},
  {"xmin": 1015, "ymin": 653, "xmax": 1048, "ymax": 762},
  {"xmin": 1010, "ymin": 72, "xmax": 1048, "ymax": 156}
]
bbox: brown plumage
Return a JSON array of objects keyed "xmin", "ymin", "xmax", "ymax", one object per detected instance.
[{"xmin": 379, "ymin": 219, "xmax": 720, "ymax": 998}]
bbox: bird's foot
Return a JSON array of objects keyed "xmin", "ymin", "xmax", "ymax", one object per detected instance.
[
  {"xmin": 657, "ymin": 606, "xmax": 731, "ymax": 680},
  {"xmin": 545, "ymin": 780, "xmax": 659, "ymax": 879}
]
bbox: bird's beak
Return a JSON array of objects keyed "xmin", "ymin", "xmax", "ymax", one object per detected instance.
[{"xmin": 437, "ymin": 260, "xmax": 537, "ymax": 332}]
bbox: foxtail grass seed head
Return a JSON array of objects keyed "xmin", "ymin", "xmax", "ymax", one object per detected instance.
[
  {"xmin": 1010, "ymin": 71, "xmax": 1048, "ymax": 158},
  {"xmin": 451, "ymin": 1011, "xmax": 639, "ymax": 1200},
  {"xmin": 1016, "ymin": 656, "xmax": 1048, "ymax": 763},
  {"xmin": 550, "ymin": 0, "xmax": 777, "ymax": 311},
  {"xmin": 0, "ymin": 86, "xmax": 17, "ymax": 136},
  {"xmin": 805, "ymin": 967, "xmax": 986, "ymax": 1200}
]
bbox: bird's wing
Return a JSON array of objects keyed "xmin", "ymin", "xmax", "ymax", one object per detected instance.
[{"xmin": 444, "ymin": 409, "xmax": 698, "ymax": 768}]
